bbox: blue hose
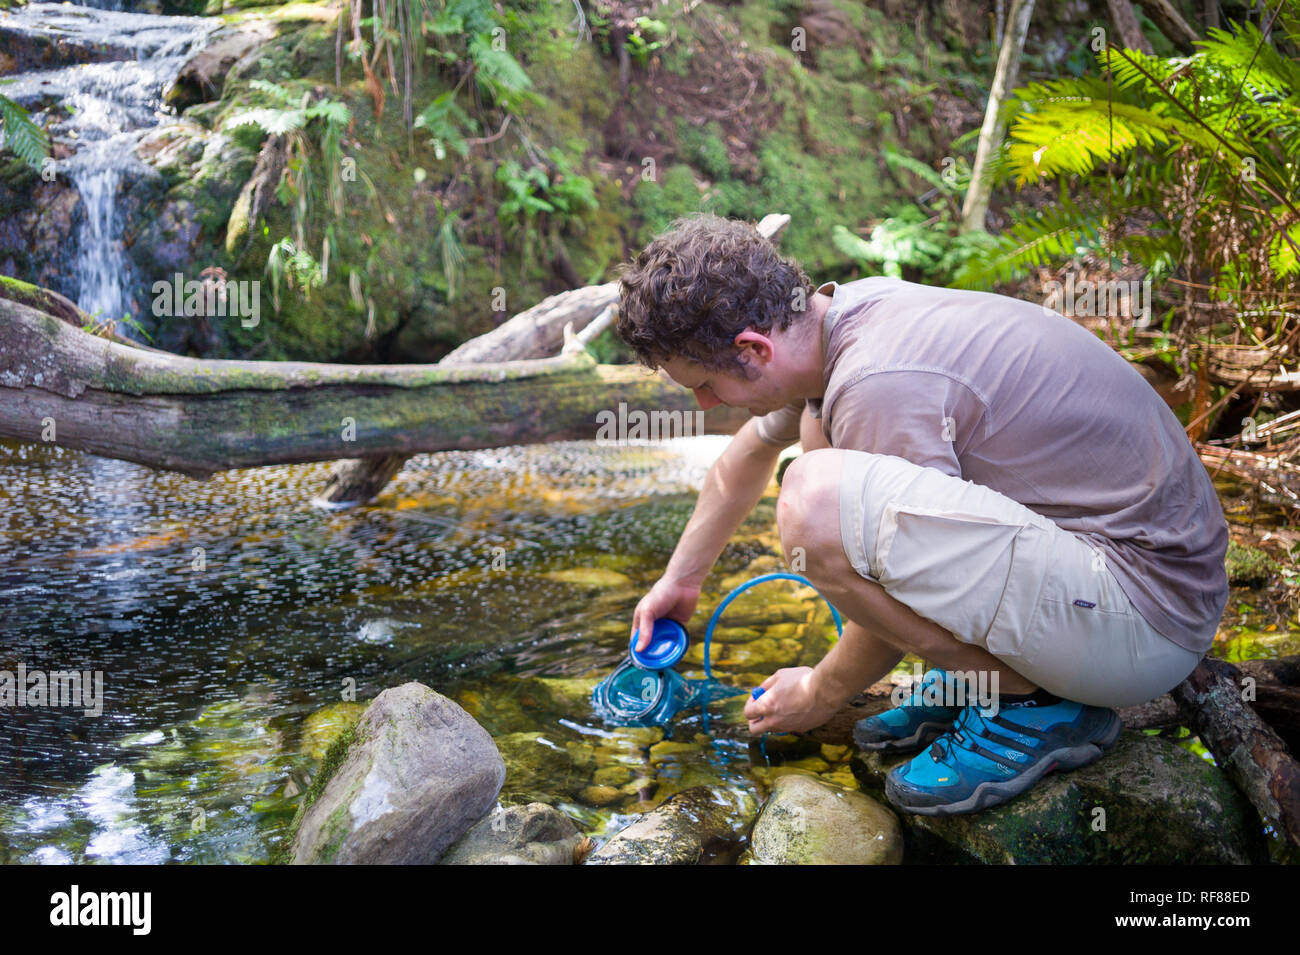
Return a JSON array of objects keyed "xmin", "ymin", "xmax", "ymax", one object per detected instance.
[
  {"xmin": 697, "ymin": 572, "xmax": 844, "ymax": 737},
  {"xmin": 591, "ymin": 571, "xmax": 844, "ymax": 734}
]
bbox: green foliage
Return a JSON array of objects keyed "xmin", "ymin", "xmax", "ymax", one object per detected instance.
[
  {"xmin": 496, "ymin": 152, "xmax": 597, "ymax": 272},
  {"xmin": 413, "ymin": 91, "xmax": 474, "ymax": 160},
  {"xmin": 961, "ymin": 17, "xmax": 1300, "ymax": 320},
  {"xmin": 625, "ymin": 17, "xmax": 670, "ymax": 67},
  {"xmin": 265, "ymin": 237, "xmax": 324, "ymax": 316},
  {"xmin": 832, "ymin": 144, "xmax": 993, "ymax": 284},
  {"xmin": 224, "ymin": 80, "xmax": 354, "ymax": 247},
  {"xmin": 0, "ymin": 91, "xmax": 49, "ymax": 170},
  {"xmin": 953, "ymin": 192, "xmax": 1105, "ymax": 288}
]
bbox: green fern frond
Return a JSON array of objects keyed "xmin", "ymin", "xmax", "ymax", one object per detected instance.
[
  {"xmin": 224, "ymin": 107, "xmax": 308, "ymax": 136},
  {"xmin": 1270, "ymin": 221, "xmax": 1300, "ymax": 277},
  {"xmin": 247, "ymin": 79, "xmax": 302, "ymax": 106},
  {"xmin": 951, "ymin": 197, "xmax": 1105, "ymax": 289},
  {"xmin": 1197, "ymin": 23, "xmax": 1300, "ymax": 100},
  {"xmin": 0, "ymin": 93, "xmax": 50, "ymax": 169},
  {"xmin": 882, "ymin": 144, "xmax": 948, "ymax": 191}
]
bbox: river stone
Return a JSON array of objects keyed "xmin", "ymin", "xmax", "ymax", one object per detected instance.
[
  {"xmin": 850, "ymin": 731, "xmax": 1268, "ymax": 864},
  {"xmin": 439, "ymin": 803, "xmax": 581, "ymax": 865},
  {"xmin": 746, "ymin": 774, "xmax": 903, "ymax": 865},
  {"xmin": 289, "ymin": 683, "xmax": 505, "ymax": 865},
  {"xmin": 585, "ymin": 786, "xmax": 758, "ymax": 865}
]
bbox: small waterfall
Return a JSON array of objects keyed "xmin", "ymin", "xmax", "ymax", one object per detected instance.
[{"xmin": 1, "ymin": 2, "xmax": 217, "ymax": 331}]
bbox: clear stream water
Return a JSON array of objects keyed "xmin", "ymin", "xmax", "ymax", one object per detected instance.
[
  {"xmin": 1, "ymin": 434, "xmax": 1294, "ymax": 864},
  {"xmin": 0, "ymin": 435, "xmax": 855, "ymax": 863},
  {"xmin": 3, "ymin": 0, "xmax": 1296, "ymax": 866}
]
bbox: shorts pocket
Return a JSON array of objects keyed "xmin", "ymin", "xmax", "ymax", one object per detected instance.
[{"xmin": 875, "ymin": 503, "xmax": 1040, "ymax": 649}]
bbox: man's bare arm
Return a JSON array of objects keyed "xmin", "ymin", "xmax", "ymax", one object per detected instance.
[{"xmin": 630, "ymin": 418, "xmax": 787, "ymax": 647}]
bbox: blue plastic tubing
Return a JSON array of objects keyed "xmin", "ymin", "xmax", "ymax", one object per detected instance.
[{"xmin": 700, "ymin": 571, "xmax": 844, "ymax": 698}]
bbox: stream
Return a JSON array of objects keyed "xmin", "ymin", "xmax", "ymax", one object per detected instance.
[{"xmin": 0, "ymin": 435, "xmax": 841, "ymax": 863}]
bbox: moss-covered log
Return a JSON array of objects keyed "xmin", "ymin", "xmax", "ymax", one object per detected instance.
[
  {"xmin": 0, "ymin": 295, "xmax": 746, "ymax": 479},
  {"xmin": 315, "ymin": 212, "xmax": 791, "ymax": 503}
]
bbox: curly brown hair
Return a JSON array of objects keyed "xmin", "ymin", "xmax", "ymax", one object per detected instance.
[{"xmin": 615, "ymin": 213, "xmax": 815, "ymax": 375}]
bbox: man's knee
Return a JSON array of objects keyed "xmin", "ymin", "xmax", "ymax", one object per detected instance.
[{"xmin": 777, "ymin": 449, "xmax": 844, "ymax": 571}]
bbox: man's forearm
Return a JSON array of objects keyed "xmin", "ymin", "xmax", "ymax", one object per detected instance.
[
  {"xmin": 811, "ymin": 621, "xmax": 904, "ymax": 709},
  {"xmin": 663, "ymin": 419, "xmax": 784, "ymax": 586}
]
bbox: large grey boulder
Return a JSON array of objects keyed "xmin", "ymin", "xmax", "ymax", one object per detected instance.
[
  {"xmin": 440, "ymin": 803, "xmax": 581, "ymax": 865},
  {"xmin": 289, "ymin": 683, "xmax": 505, "ymax": 865},
  {"xmin": 851, "ymin": 731, "xmax": 1268, "ymax": 864},
  {"xmin": 585, "ymin": 786, "xmax": 757, "ymax": 865},
  {"xmin": 745, "ymin": 774, "xmax": 903, "ymax": 865}
]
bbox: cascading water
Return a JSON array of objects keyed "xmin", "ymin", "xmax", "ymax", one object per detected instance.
[{"xmin": 1, "ymin": 2, "xmax": 216, "ymax": 330}]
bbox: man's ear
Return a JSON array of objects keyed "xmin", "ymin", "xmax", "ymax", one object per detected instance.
[{"xmin": 734, "ymin": 328, "xmax": 774, "ymax": 366}]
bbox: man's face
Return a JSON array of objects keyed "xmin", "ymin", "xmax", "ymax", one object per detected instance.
[{"xmin": 660, "ymin": 353, "xmax": 790, "ymax": 417}]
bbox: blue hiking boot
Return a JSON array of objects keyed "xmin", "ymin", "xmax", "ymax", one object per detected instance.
[
  {"xmin": 853, "ymin": 669, "xmax": 965, "ymax": 753},
  {"xmin": 884, "ymin": 698, "xmax": 1122, "ymax": 815}
]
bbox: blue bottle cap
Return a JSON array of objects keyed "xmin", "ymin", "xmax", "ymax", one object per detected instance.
[
  {"xmin": 629, "ymin": 618, "xmax": 689, "ymax": 670},
  {"xmin": 751, "ymin": 687, "xmax": 765, "ymax": 700}
]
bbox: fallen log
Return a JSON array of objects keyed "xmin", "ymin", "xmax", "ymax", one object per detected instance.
[
  {"xmin": 0, "ymin": 295, "xmax": 747, "ymax": 478},
  {"xmin": 1171, "ymin": 657, "xmax": 1300, "ymax": 850},
  {"xmin": 316, "ymin": 212, "xmax": 791, "ymax": 504}
]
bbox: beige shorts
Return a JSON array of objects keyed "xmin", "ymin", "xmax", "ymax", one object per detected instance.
[{"xmin": 838, "ymin": 451, "xmax": 1204, "ymax": 707}]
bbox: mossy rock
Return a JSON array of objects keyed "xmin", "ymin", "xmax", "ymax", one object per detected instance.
[
  {"xmin": 850, "ymin": 731, "xmax": 1267, "ymax": 864},
  {"xmin": 298, "ymin": 701, "xmax": 366, "ymax": 760},
  {"xmin": 745, "ymin": 774, "xmax": 903, "ymax": 865},
  {"xmin": 1225, "ymin": 541, "xmax": 1279, "ymax": 587}
]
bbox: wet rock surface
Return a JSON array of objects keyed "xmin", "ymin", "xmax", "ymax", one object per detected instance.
[
  {"xmin": 585, "ymin": 785, "xmax": 758, "ymax": 865},
  {"xmin": 440, "ymin": 802, "xmax": 581, "ymax": 865},
  {"xmin": 289, "ymin": 682, "xmax": 505, "ymax": 865},
  {"xmin": 851, "ymin": 731, "xmax": 1268, "ymax": 864},
  {"xmin": 745, "ymin": 773, "xmax": 904, "ymax": 865}
]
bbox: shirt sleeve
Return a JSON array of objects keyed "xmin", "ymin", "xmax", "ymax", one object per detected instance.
[
  {"xmin": 825, "ymin": 371, "xmax": 987, "ymax": 478},
  {"xmin": 752, "ymin": 400, "xmax": 805, "ymax": 448}
]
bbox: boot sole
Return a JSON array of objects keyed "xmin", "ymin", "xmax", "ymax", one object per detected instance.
[
  {"xmin": 886, "ymin": 710, "xmax": 1123, "ymax": 816},
  {"xmin": 854, "ymin": 720, "xmax": 955, "ymax": 753}
]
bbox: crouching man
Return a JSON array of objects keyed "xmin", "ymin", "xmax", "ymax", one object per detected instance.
[{"xmin": 618, "ymin": 213, "xmax": 1228, "ymax": 816}]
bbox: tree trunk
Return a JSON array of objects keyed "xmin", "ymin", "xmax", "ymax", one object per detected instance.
[
  {"xmin": 1136, "ymin": 0, "xmax": 1201, "ymax": 52},
  {"xmin": 960, "ymin": 0, "xmax": 1035, "ymax": 233},
  {"xmin": 0, "ymin": 296, "xmax": 748, "ymax": 478},
  {"xmin": 1105, "ymin": 0, "xmax": 1155, "ymax": 54}
]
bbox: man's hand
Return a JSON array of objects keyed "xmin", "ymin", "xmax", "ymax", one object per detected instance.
[
  {"xmin": 743, "ymin": 666, "xmax": 840, "ymax": 735},
  {"xmin": 631, "ymin": 577, "xmax": 701, "ymax": 651}
]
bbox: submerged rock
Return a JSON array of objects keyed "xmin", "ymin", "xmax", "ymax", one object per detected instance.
[
  {"xmin": 440, "ymin": 803, "xmax": 581, "ymax": 865},
  {"xmin": 745, "ymin": 774, "xmax": 902, "ymax": 865},
  {"xmin": 495, "ymin": 730, "xmax": 591, "ymax": 804},
  {"xmin": 542, "ymin": 567, "xmax": 633, "ymax": 589},
  {"xmin": 851, "ymin": 731, "xmax": 1268, "ymax": 864},
  {"xmin": 289, "ymin": 683, "xmax": 504, "ymax": 865},
  {"xmin": 585, "ymin": 786, "xmax": 757, "ymax": 865},
  {"xmin": 298, "ymin": 702, "xmax": 366, "ymax": 761}
]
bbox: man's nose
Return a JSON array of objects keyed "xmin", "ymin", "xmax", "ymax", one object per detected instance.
[{"xmin": 693, "ymin": 387, "xmax": 721, "ymax": 410}]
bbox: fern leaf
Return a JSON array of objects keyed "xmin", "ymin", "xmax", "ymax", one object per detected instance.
[
  {"xmin": 0, "ymin": 94, "xmax": 50, "ymax": 169},
  {"xmin": 951, "ymin": 197, "xmax": 1105, "ymax": 289}
]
